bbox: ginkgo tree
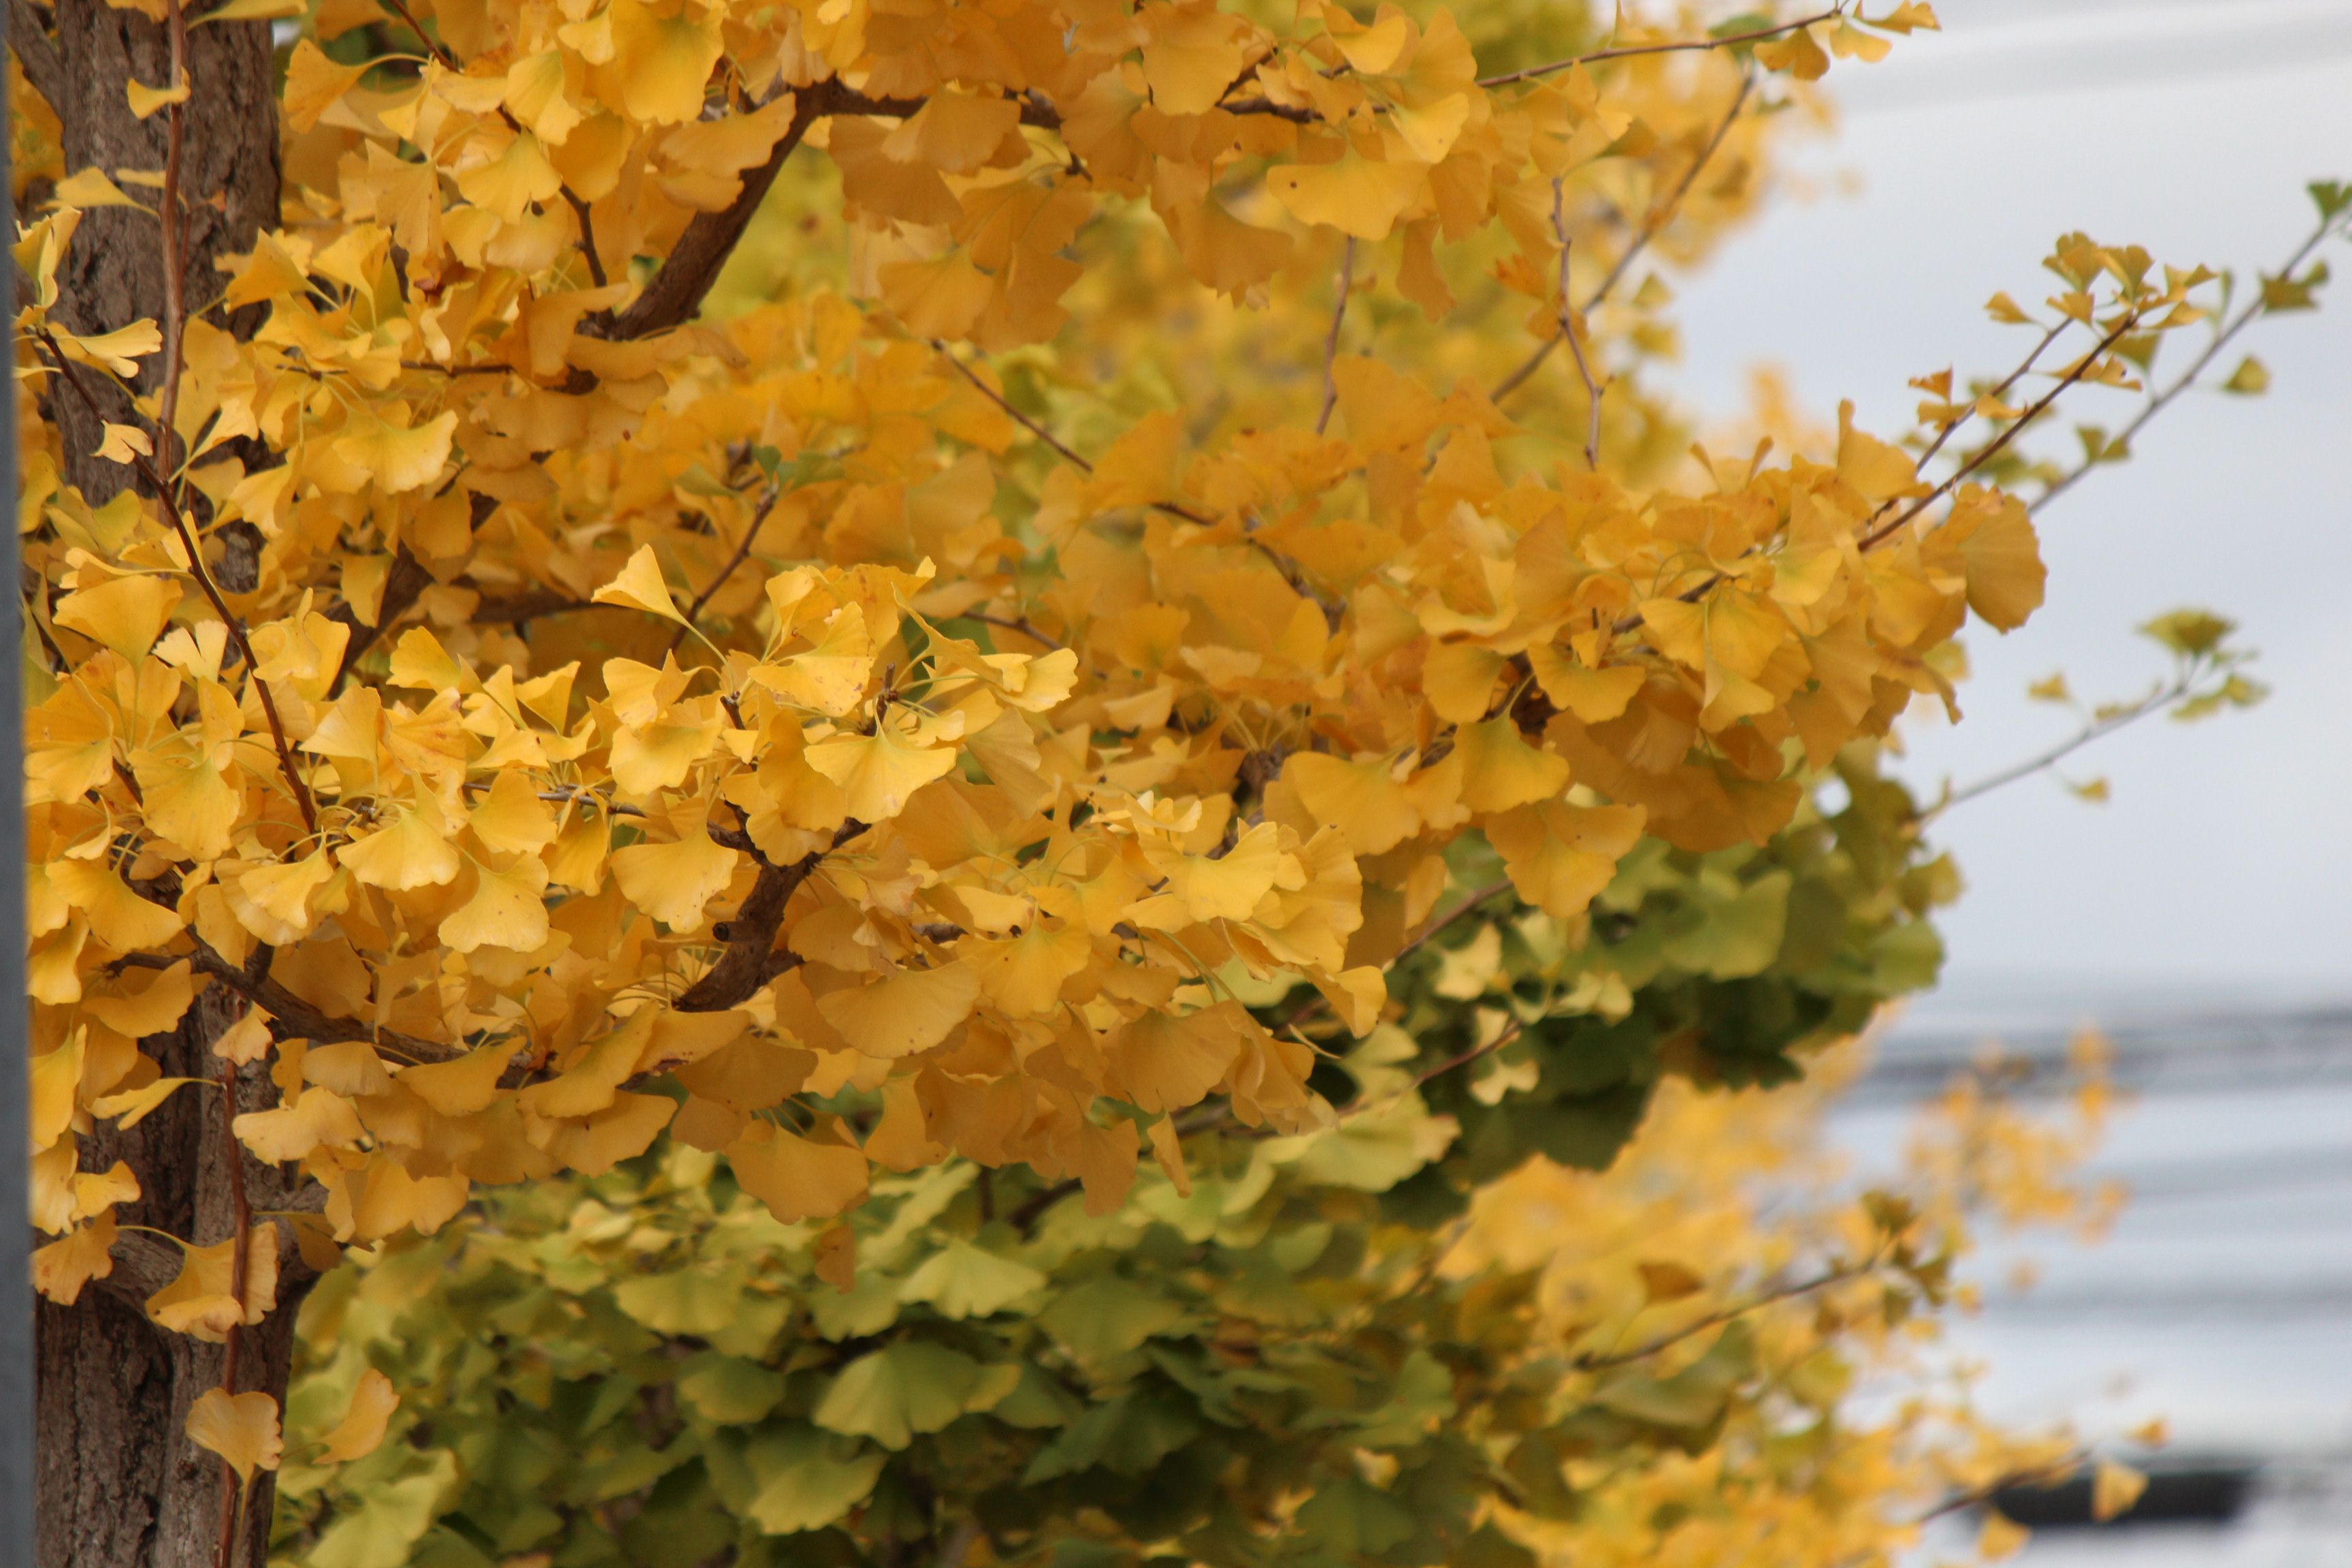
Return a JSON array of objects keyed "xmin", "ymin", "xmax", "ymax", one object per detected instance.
[{"xmin": 9, "ymin": 0, "xmax": 2341, "ymax": 1561}]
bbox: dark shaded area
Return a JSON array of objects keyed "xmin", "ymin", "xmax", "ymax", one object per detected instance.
[{"xmin": 1993, "ymin": 1464, "xmax": 2257, "ymax": 1529}]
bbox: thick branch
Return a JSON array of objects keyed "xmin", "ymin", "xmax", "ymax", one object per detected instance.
[
  {"xmin": 178, "ymin": 938, "xmax": 461, "ymax": 1064},
  {"xmin": 674, "ymin": 820, "xmax": 865, "ymax": 1011},
  {"xmin": 602, "ymin": 81, "xmax": 1062, "ymax": 342}
]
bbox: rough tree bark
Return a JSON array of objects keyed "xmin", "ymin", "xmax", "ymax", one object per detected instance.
[
  {"xmin": 15, "ymin": 4, "xmax": 296, "ymax": 1565},
  {"xmin": 27, "ymin": 0, "xmax": 280, "ymax": 502},
  {"xmin": 36, "ymin": 989, "xmax": 325, "ymax": 1568}
]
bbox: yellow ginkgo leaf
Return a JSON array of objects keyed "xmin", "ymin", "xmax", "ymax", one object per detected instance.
[
  {"xmin": 606, "ymin": 0, "xmax": 725, "ymax": 125},
  {"xmin": 608, "ymin": 830, "xmax": 738, "ymax": 932},
  {"xmin": 470, "ymin": 770, "xmax": 560, "ymax": 855},
  {"xmin": 815, "ymin": 962, "xmax": 981, "ymax": 1059},
  {"xmin": 1267, "ymin": 155, "xmax": 1430, "ymax": 242},
  {"xmin": 317, "ymin": 1369, "xmax": 401, "ymax": 1463},
  {"xmin": 1950, "ymin": 490, "xmax": 2046, "ymax": 632},
  {"xmin": 2091, "ymin": 1460, "xmax": 2148, "ymax": 1522},
  {"xmin": 439, "ymin": 854, "xmax": 553, "ymax": 954},
  {"xmin": 1485, "ymin": 801, "xmax": 1646, "ymax": 919},
  {"xmin": 90, "ymin": 1077, "xmax": 203, "ymax": 1131},
  {"xmin": 233, "ymin": 1085, "xmax": 365, "ymax": 1163},
  {"xmin": 453, "ymin": 129, "xmax": 562, "ymax": 223},
  {"xmin": 1422, "ymin": 642, "xmax": 1505, "ymax": 724},
  {"xmin": 186, "ymin": 1388, "xmax": 283, "ymax": 1484},
  {"xmin": 750, "ymin": 609, "xmax": 873, "ymax": 715},
  {"xmin": 125, "ymin": 76, "xmax": 191, "ymax": 120},
  {"xmin": 804, "ymin": 718, "xmax": 961, "ymax": 823},
  {"xmin": 148, "ymin": 1229, "xmax": 279, "ymax": 1342},
  {"xmin": 963, "ymin": 922, "xmax": 1090, "ymax": 1017},
  {"xmin": 338, "ymin": 803, "xmax": 464, "ymax": 891},
  {"xmin": 726, "ymin": 1121, "xmax": 869, "ymax": 1224},
  {"xmin": 1138, "ymin": 0, "xmax": 1249, "ymax": 115},
  {"xmin": 94, "ymin": 423, "xmax": 154, "ymax": 466},
  {"xmin": 1284, "ymin": 753, "xmax": 1419, "ymax": 856},
  {"xmin": 332, "ymin": 410, "xmax": 457, "ymax": 493},
  {"xmin": 54, "ymin": 319, "xmax": 163, "ymax": 377},
  {"xmin": 33, "ymin": 1213, "xmax": 118, "ymax": 1305},
  {"xmin": 397, "ymin": 1043, "xmax": 514, "ymax": 1117},
  {"xmin": 52, "ymin": 168, "xmax": 146, "ymax": 209},
  {"xmin": 1454, "ymin": 718, "xmax": 1570, "ymax": 813},
  {"xmin": 283, "ymin": 39, "xmax": 368, "ymax": 133},
  {"xmin": 591, "ymin": 544, "xmax": 688, "ymax": 623}
]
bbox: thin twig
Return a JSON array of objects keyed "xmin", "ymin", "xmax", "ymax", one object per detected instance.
[
  {"xmin": 1912, "ymin": 318, "xmax": 2070, "ymax": 477},
  {"xmin": 966, "ymin": 612, "xmax": 1065, "ymax": 651},
  {"xmin": 672, "ymin": 487, "xmax": 782, "ymax": 650},
  {"xmin": 2038, "ymin": 208, "xmax": 2351, "ymax": 512},
  {"xmin": 378, "ymin": 0, "xmax": 458, "ymax": 67},
  {"xmin": 1316, "ymin": 238, "xmax": 1355, "ymax": 436},
  {"xmin": 1475, "ymin": 6, "xmax": 1845, "ymax": 88},
  {"xmin": 1552, "ymin": 186, "xmax": 1603, "ymax": 467},
  {"xmin": 1858, "ymin": 310, "xmax": 2144, "ymax": 551},
  {"xmin": 1925, "ymin": 671, "xmax": 2214, "ymax": 821},
  {"xmin": 1914, "ymin": 1454, "xmax": 2088, "ymax": 1525},
  {"xmin": 1492, "ymin": 72, "xmax": 1753, "ymax": 405},
  {"xmin": 1389, "ymin": 879, "xmax": 1514, "ymax": 969},
  {"xmin": 1574, "ymin": 1257, "xmax": 1872, "ymax": 1371},
  {"xmin": 1588, "ymin": 68, "xmax": 1755, "ymax": 314},
  {"xmin": 156, "ymin": 0, "xmax": 191, "ymax": 509},
  {"xmin": 212, "ymin": 1041, "xmax": 252, "ymax": 1568},
  {"xmin": 932, "ymin": 344, "xmax": 1092, "ymax": 470}
]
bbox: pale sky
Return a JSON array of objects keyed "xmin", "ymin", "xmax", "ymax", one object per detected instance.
[{"xmin": 1671, "ymin": 0, "xmax": 2352, "ymax": 995}]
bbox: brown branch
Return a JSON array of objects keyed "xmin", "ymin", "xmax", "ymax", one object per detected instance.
[
  {"xmin": 1858, "ymin": 310, "xmax": 2144, "ymax": 551},
  {"xmin": 1550, "ymin": 189, "xmax": 1603, "ymax": 468},
  {"xmin": 1588, "ymin": 67, "xmax": 1754, "ymax": 313},
  {"xmin": 1914, "ymin": 1454, "xmax": 2089, "ymax": 1526},
  {"xmin": 1390, "ymin": 879, "xmax": 1513, "ymax": 969},
  {"xmin": 1924, "ymin": 666, "xmax": 2221, "ymax": 820},
  {"xmin": 672, "ymin": 487, "xmax": 782, "ymax": 649},
  {"xmin": 378, "ymin": 0, "xmax": 457, "ymax": 67},
  {"xmin": 932, "ymin": 344, "xmax": 1094, "ymax": 470},
  {"xmin": 966, "ymin": 612, "xmax": 1065, "ymax": 651},
  {"xmin": 1475, "ymin": 7, "xmax": 1846, "ymax": 88},
  {"xmin": 212, "ymin": 1039, "xmax": 252, "ymax": 1568},
  {"xmin": 673, "ymin": 819, "xmax": 866, "ymax": 1011},
  {"xmin": 471, "ymin": 587, "xmax": 598, "ymax": 623},
  {"xmin": 31, "ymin": 327, "xmax": 321, "ymax": 836},
  {"xmin": 1912, "ymin": 318, "xmax": 2069, "ymax": 478},
  {"xmin": 157, "ymin": 0, "xmax": 191, "ymax": 507},
  {"xmin": 180, "ymin": 938, "xmax": 461, "ymax": 1064},
  {"xmin": 1316, "ymin": 238, "xmax": 1354, "ymax": 436}
]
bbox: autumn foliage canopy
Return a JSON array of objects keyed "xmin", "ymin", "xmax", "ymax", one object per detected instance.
[{"xmin": 12, "ymin": 0, "xmax": 2341, "ymax": 1561}]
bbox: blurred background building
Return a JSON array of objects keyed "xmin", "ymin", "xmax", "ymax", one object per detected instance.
[{"xmin": 1672, "ymin": 1, "xmax": 2352, "ymax": 1556}]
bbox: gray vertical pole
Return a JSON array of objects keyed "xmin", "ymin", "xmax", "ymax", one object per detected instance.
[{"xmin": 0, "ymin": 0, "xmax": 31, "ymax": 1557}]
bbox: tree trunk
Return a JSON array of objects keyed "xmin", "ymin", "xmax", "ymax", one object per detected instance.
[
  {"xmin": 22, "ymin": 10, "xmax": 311, "ymax": 1564},
  {"xmin": 35, "ymin": 987, "xmax": 323, "ymax": 1568},
  {"xmin": 30, "ymin": 0, "xmax": 280, "ymax": 502}
]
